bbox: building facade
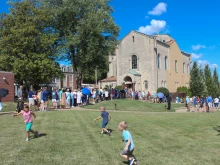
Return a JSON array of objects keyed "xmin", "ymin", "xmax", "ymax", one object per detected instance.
[
  {"xmin": 100, "ymin": 31, "xmax": 191, "ymax": 93},
  {"xmin": 54, "ymin": 65, "xmax": 77, "ymax": 89},
  {"xmin": 0, "ymin": 71, "xmax": 15, "ymax": 102}
]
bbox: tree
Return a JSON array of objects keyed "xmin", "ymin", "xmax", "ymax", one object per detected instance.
[
  {"xmin": 189, "ymin": 62, "xmax": 206, "ymax": 97},
  {"xmin": 157, "ymin": 87, "xmax": 169, "ymax": 96},
  {"xmin": 204, "ymin": 65, "xmax": 215, "ymax": 96},
  {"xmin": 212, "ymin": 67, "xmax": 219, "ymax": 97},
  {"xmin": 0, "ymin": 1, "xmax": 63, "ymax": 88},
  {"xmin": 176, "ymin": 86, "xmax": 191, "ymax": 97},
  {"xmin": 40, "ymin": 0, "xmax": 119, "ymax": 88},
  {"xmin": 199, "ymin": 67, "xmax": 208, "ymax": 97}
]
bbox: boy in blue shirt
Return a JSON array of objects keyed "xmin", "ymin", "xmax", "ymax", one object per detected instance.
[
  {"xmin": 94, "ymin": 106, "xmax": 111, "ymax": 135},
  {"xmin": 118, "ymin": 121, "xmax": 137, "ymax": 165}
]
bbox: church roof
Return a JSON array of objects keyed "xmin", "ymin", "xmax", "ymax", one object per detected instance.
[
  {"xmin": 166, "ymin": 40, "xmax": 175, "ymax": 45},
  {"xmin": 100, "ymin": 76, "xmax": 117, "ymax": 82},
  {"xmin": 128, "ymin": 70, "xmax": 141, "ymax": 76}
]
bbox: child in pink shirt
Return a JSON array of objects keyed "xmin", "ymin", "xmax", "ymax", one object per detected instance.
[{"xmin": 13, "ymin": 104, "xmax": 38, "ymax": 142}]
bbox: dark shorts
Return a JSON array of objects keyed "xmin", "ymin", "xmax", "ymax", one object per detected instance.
[
  {"xmin": 102, "ymin": 122, "xmax": 108, "ymax": 128},
  {"xmin": 121, "ymin": 149, "xmax": 134, "ymax": 155}
]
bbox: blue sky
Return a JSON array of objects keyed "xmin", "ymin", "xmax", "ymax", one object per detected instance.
[{"xmin": 1, "ymin": 0, "xmax": 219, "ymax": 71}]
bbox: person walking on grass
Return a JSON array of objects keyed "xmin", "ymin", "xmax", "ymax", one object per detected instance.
[
  {"xmin": 12, "ymin": 104, "xmax": 38, "ymax": 142},
  {"xmin": 42, "ymin": 87, "xmax": 49, "ymax": 111},
  {"xmin": 94, "ymin": 106, "xmax": 111, "ymax": 135},
  {"xmin": 214, "ymin": 97, "xmax": 219, "ymax": 110},
  {"xmin": 118, "ymin": 121, "xmax": 138, "ymax": 165},
  {"xmin": 207, "ymin": 96, "xmax": 213, "ymax": 113}
]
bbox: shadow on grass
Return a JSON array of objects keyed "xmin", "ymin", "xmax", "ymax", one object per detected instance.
[
  {"xmin": 38, "ymin": 133, "xmax": 47, "ymax": 138},
  {"xmin": 122, "ymin": 161, "xmax": 129, "ymax": 164},
  {"xmin": 213, "ymin": 126, "xmax": 220, "ymax": 135}
]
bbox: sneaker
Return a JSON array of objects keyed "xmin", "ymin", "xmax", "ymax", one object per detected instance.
[
  {"xmin": 130, "ymin": 158, "xmax": 135, "ymax": 165},
  {"xmin": 26, "ymin": 138, "xmax": 29, "ymax": 142},
  {"xmin": 35, "ymin": 131, "xmax": 39, "ymax": 138}
]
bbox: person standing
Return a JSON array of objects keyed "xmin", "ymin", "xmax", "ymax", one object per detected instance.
[
  {"xmin": 214, "ymin": 97, "xmax": 219, "ymax": 110},
  {"xmin": 193, "ymin": 96, "xmax": 198, "ymax": 112},
  {"xmin": 71, "ymin": 90, "xmax": 76, "ymax": 108},
  {"xmin": 28, "ymin": 88, "xmax": 35, "ymax": 109},
  {"xmin": 167, "ymin": 94, "xmax": 172, "ymax": 110},
  {"xmin": 17, "ymin": 85, "xmax": 23, "ymax": 111},
  {"xmin": 207, "ymin": 96, "xmax": 213, "ymax": 113},
  {"xmin": 77, "ymin": 90, "xmax": 82, "ymax": 107},
  {"xmin": 42, "ymin": 87, "xmax": 49, "ymax": 111},
  {"xmin": 66, "ymin": 89, "xmax": 71, "ymax": 108},
  {"xmin": 105, "ymin": 89, "xmax": 109, "ymax": 101},
  {"xmin": 186, "ymin": 96, "xmax": 190, "ymax": 112},
  {"xmin": 52, "ymin": 89, "xmax": 58, "ymax": 109}
]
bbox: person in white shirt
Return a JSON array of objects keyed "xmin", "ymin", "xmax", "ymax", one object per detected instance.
[
  {"xmin": 105, "ymin": 90, "xmax": 109, "ymax": 101},
  {"xmin": 214, "ymin": 97, "xmax": 219, "ymax": 109}
]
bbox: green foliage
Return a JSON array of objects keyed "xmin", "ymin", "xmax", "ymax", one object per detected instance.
[
  {"xmin": 176, "ymin": 86, "xmax": 192, "ymax": 97},
  {"xmin": 114, "ymin": 85, "xmax": 122, "ymax": 90},
  {"xmin": 204, "ymin": 65, "xmax": 215, "ymax": 97},
  {"xmin": 0, "ymin": 1, "xmax": 63, "ymax": 86},
  {"xmin": 157, "ymin": 87, "xmax": 169, "ymax": 96},
  {"xmin": 189, "ymin": 62, "xmax": 207, "ymax": 97},
  {"xmin": 41, "ymin": 0, "xmax": 120, "ymax": 88},
  {"xmin": 213, "ymin": 67, "xmax": 219, "ymax": 98}
]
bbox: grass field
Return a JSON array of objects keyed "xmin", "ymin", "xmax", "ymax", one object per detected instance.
[
  {"xmin": 1, "ymin": 110, "xmax": 220, "ymax": 165},
  {"xmin": 86, "ymin": 99, "xmax": 185, "ymax": 112}
]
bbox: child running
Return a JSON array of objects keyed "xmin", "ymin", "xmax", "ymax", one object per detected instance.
[
  {"xmin": 12, "ymin": 104, "xmax": 38, "ymax": 142},
  {"xmin": 94, "ymin": 106, "xmax": 111, "ymax": 135},
  {"xmin": 118, "ymin": 121, "xmax": 137, "ymax": 165}
]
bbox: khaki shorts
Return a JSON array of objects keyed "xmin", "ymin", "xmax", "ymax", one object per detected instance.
[
  {"xmin": 29, "ymin": 98, "xmax": 35, "ymax": 105},
  {"xmin": 121, "ymin": 149, "xmax": 134, "ymax": 155}
]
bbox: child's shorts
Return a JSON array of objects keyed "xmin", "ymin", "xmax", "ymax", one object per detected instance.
[
  {"xmin": 25, "ymin": 122, "xmax": 33, "ymax": 131},
  {"xmin": 102, "ymin": 122, "xmax": 108, "ymax": 128},
  {"xmin": 121, "ymin": 149, "xmax": 134, "ymax": 155}
]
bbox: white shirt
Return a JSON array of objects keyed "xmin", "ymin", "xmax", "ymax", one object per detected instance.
[
  {"xmin": 214, "ymin": 98, "xmax": 219, "ymax": 103},
  {"xmin": 105, "ymin": 91, "xmax": 109, "ymax": 97}
]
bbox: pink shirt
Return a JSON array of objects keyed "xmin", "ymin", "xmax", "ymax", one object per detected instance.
[{"xmin": 21, "ymin": 110, "xmax": 32, "ymax": 123}]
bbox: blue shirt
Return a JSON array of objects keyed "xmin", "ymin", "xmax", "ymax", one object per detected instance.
[
  {"xmin": 52, "ymin": 92, "xmax": 57, "ymax": 100},
  {"xmin": 42, "ymin": 90, "xmax": 49, "ymax": 101},
  {"xmin": 122, "ymin": 130, "xmax": 134, "ymax": 151},
  {"xmin": 186, "ymin": 98, "xmax": 190, "ymax": 104},
  {"xmin": 28, "ymin": 91, "xmax": 34, "ymax": 98},
  {"xmin": 207, "ymin": 97, "xmax": 212, "ymax": 103},
  {"xmin": 101, "ymin": 111, "xmax": 109, "ymax": 123},
  {"xmin": 193, "ymin": 98, "xmax": 197, "ymax": 105}
]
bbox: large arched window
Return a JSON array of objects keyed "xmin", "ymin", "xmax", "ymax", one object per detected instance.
[
  {"xmin": 158, "ymin": 54, "xmax": 161, "ymax": 69},
  {"xmin": 165, "ymin": 56, "xmax": 168, "ymax": 70},
  {"xmin": 175, "ymin": 60, "xmax": 178, "ymax": 72},
  {"xmin": 132, "ymin": 55, "xmax": 137, "ymax": 69},
  {"xmin": 183, "ymin": 62, "xmax": 185, "ymax": 73},
  {"xmin": 161, "ymin": 81, "xmax": 163, "ymax": 87},
  {"xmin": 164, "ymin": 81, "xmax": 166, "ymax": 88}
]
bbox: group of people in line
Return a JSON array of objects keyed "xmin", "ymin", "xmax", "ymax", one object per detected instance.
[{"xmin": 185, "ymin": 95, "xmax": 219, "ymax": 113}]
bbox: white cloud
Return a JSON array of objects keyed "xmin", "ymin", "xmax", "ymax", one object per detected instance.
[
  {"xmin": 138, "ymin": 19, "xmax": 166, "ymax": 35},
  {"xmin": 191, "ymin": 53, "xmax": 203, "ymax": 59},
  {"xmin": 191, "ymin": 44, "xmax": 206, "ymax": 50},
  {"xmin": 148, "ymin": 2, "xmax": 167, "ymax": 16},
  {"xmin": 197, "ymin": 60, "xmax": 218, "ymax": 68}
]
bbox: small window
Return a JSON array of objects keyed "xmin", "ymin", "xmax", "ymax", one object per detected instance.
[
  {"xmin": 132, "ymin": 36, "xmax": 134, "ymax": 42},
  {"xmin": 165, "ymin": 56, "xmax": 168, "ymax": 70},
  {"xmin": 183, "ymin": 62, "xmax": 185, "ymax": 73},
  {"xmin": 158, "ymin": 54, "xmax": 161, "ymax": 69},
  {"xmin": 164, "ymin": 81, "xmax": 166, "ymax": 88},
  {"xmin": 175, "ymin": 60, "xmax": 178, "ymax": 72},
  {"xmin": 132, "ymin": 55, "xmax": 137, "ymax": 69},
  {"xmin": 145, "ymin": 81, "xmax": 148, "ymax": 89},
  {"xmin": 63, "ymin": 75, "xmax": 66, "ymax": 82},
  {"xmin": 163, "ymin": 40, "xmax": 165, "ymax": 43},
  {"xmin": 187, "ymin": 64, "xmax": 190, "ymax": 74}
]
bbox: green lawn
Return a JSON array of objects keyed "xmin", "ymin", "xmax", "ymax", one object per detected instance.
[
  {"xmin": 86, "ymin": 99, "xmax": 185, "ymax": 112},
  {"xmin": 1, "ymin": 110, "xmax": 220, "ymax": 165}
]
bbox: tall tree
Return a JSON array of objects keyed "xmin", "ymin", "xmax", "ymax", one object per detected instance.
[
  {"xmin": 40, "ymin": 0, "xmax": 119, "ymax": 88},
  {"xmin": 204, "ymin": 65, "xmax": 214, "ymax": 96},
  {"xmin": 0, "ymin": 0, "xmax": 63, "ymax": 88},
  {"xmin": 199, "ymin": 67, "xmax": 208, "ymax": 97},
  {"xmin": 212, "ymin": 67, "xmax": 219, "ymax": 97},
  {"xmin": 189, "ymin": 62, "xmax": 206, "ymax": 96}
]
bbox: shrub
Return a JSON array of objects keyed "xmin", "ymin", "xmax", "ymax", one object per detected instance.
[
  {"xmin": 114, "ymin": 85, "xmax": 123, "ymax": 90},
  {"xmin": 157, "ymin": 87, "xmax": 169, "ymax": 96},
  {"xmin": 177, "ymin": 86, "xmax": 191, "ymax": 97}
]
